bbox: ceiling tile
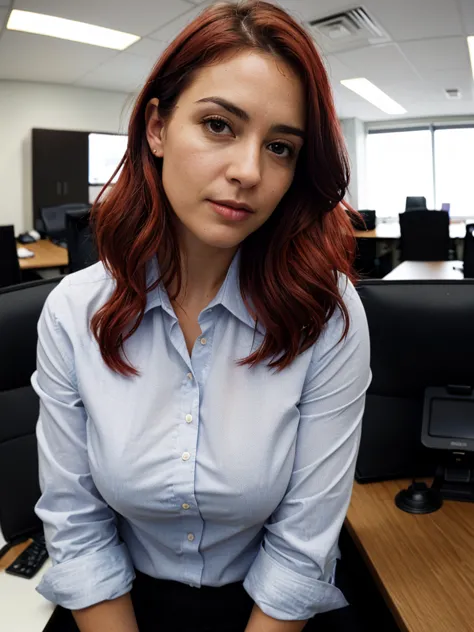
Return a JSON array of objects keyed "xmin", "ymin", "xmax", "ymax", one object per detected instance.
[
  {"xmin": 126, "ymin": 37, "xmax": 168, "ymax": 63},
  {"xmin": 0, "ymin": 6, "xmax": 8, "ymax": 28},
  {"xmin": 363, "ymin": 0, "xmax": 464, "ymax": 41},
  {"xmin": 457, "ymin": 0, "xmax": 474, "ymax": 34},
  {"xmin": 148, "ymin": 2, "xmax": 213, "ymax": 42},
  {"xmin": 0, "ymin": 30, "xmax": 116, "ymax": 83},
  {"xmin": 323, "ymin": 54, "xmax": 353, "ymax": 83},
  {"xmin": 400, "ymin": 37, "xmax": 471, "ymax": 74},
  {"xmin": 75, "ymin": 51, "xmax": 156, "ymax": 93},
  {"xmin": 335, "ymin": 43, "xmax": 421, "ymax": 84},
  {"xmin": 13, "ymin": 0, "xmax": 192, "ymax": 37}
]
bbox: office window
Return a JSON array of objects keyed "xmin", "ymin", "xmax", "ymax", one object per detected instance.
[
  {"xmin": 434, "ymin": 127, "xmax": 474, "ymax": 218},
  {"xmin": 366, "ymin": 130, "xmax": 434, "ymax": 218}
]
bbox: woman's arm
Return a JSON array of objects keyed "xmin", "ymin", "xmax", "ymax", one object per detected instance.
[
  {"xmin": 32, "ymin": 284, "xmax": 135, "ymax": 610},
  {"xmin": 243, "ymin": 280, "xmax": 371, "ymax": 622},
  {"xmin": 72, "ymin": 594, "xmax": 139, "ymax": 632},
  {"xmin": 245, "ymin": 604, "xmax": 307, "ymax": 632}
]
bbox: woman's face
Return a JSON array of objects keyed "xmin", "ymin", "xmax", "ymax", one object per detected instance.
[{"xmin": 146, "ymin": 50, "xmax": 305, "ymax": 251}]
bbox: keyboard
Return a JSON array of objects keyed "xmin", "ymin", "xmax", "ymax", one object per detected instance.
[{"xmin": 5, "ymin": 534, "xmax": 48, "ymax": 579}]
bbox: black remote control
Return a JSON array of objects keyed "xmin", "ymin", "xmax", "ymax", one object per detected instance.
[{"xmin": 5, "ymin": 534, "xmax": 48, "ymax": 579}]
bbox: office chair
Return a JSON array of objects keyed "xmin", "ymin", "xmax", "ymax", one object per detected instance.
[
  {"xmin": 0, "ymin": 277, "xmax": 63, "ymax": 545},
  {"xmin": 0, "ymin": 225, "xmax": 21, "ymax": 288},
  {"xmin": 463, "ymin": 224, "xmax": 474, "ymax": 278},
  {"xmin": 65, "ymin": 207, "xmax": 98, "ymax": 272},
  {"xmin": 355, "ymin": 279, "xmax": 474, "ymax": 483},
  {"xmin": 399, "ymin": 210, "xmax": 450, "ymax": 261},
  {"xmin": 405, "ymin": 196, "xmax": 427, "ymax": 212},
  {"xmin": 40, "ymin": 203, "xmax": 90, "ymax": 246}
]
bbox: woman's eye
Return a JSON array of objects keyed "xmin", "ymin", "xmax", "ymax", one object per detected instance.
[
  {"xmin": 204, "ymin": 118, "xmax": 231, "ymax": 135},
  {"xmin": 268, "ymin": 142, "xmax": 293, "ymax": 158}
]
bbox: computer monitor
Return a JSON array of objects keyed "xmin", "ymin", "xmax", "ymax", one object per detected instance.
[
  {"xmin": 40, "ymin": 203, "xmax": 90, "ymax": 242},
  {"xmin": 422, "ymin": 386, "xmax": 474, "ymax": 501},
  {"xmin": 355, "ymin": 280, "xmax": 474, "ymax": 485},
  {"xmin": 65, "ymin": 208, "xmax": 98, "ymax": 272},
  {"xmin": 405, "ymin": 196, "xmax": 427, "ymax": 211}
]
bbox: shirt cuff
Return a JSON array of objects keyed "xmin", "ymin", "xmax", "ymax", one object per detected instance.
[
  {"xmin": 36, "ymin": 543, "xmax": 135, "ymax": 610},
  {"xmin": 243, "ymin": 545, "xmax": 348, "ymax": 620}
]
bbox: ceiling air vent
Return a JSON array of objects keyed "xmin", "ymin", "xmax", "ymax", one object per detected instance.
[
  {"xmin": 308, "ymin": 7, "xmax": 390, "ymax": 53},
  {"xmin": 445, "ymin": 88, "xmax": 461, "ymax": 100}
]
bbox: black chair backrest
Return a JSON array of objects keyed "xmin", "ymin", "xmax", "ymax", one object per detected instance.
[
  {"xmin": 40, "ymin": 203, "xmax": 90, "ymax": 241},
  {"xmin": 399, "ymin": 210, "xmax": 450, "ymax": 261},
  {"xmin": 463, "ymin": 224, "xmax": 474, "ymax": 279},
  {"xmin": 405, "ymin": 196, "xmax": 427, "ymax": 211},
  {"xmin": 356, "ymin": 279, "xmax": 474, "ymax": 482},
  {"xmin": 0, "ymin": 225, "xmax": 21, "ymax": 288},
  {"xmin": 66, "ymin": 208, "xmax": 98, "ymax": 273},
  {"xmin": 0, "ymin": 277, "xmax": 63, "ymax": 543}
]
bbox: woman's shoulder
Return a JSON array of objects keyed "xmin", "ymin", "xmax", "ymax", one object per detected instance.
[
  {"xmin": 44, "ymin": 262, "xmax": 115, "ymax": 323},
  {"xmin": 309, "ymin": 273, "xmax": 368, "ymax": 364}
]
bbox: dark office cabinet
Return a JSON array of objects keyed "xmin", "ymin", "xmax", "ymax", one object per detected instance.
[{"xmin": 32, "ymin": 129, "xmax": 89, "ymax": 226}]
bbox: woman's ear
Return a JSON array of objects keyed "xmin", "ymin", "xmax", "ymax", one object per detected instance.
[{"xmin": 145, "ymin": 97, "xmax": 165, "ymax": 158}]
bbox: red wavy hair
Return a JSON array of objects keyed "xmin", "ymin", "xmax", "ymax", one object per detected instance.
[{"xmin": 90, "ymin": 0, "xmax": 358, "ymax": 376}]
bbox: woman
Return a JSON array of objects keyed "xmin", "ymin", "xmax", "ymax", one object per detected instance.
[{"xmin": 33, "ymin": 1, "xmax": 371, "ymax": 631}]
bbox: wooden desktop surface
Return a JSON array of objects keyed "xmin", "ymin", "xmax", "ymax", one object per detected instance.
[
  {"xmin": 18, "ymin": 239, "xmax": 68, "ymax": 270},
  {"xmin": 383, "ymin": 260, "xmax": 464, "ymax": 280},
  {"xmin": 346, "ymin": 478, "xmax": 474, "ymax": 632},
  {"xmin": 354, "ymin": 221, "xmax": 467, "ymax": 240}
]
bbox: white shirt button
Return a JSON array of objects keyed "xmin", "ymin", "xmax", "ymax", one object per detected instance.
[
  {"xmin": 187, "ymin": 533, "xmax": 195, "ymax": 541},
  {"xmin": 182, "ymin": 503, "xmax": 190, "ymax": 510},
  {"xmin": 185, "ymin": 414, "xmax": 193, "ymax": 423},
  {"xmin": 181, "ymin": 452, "xmax": 190, "ymax": 461},
  {"xmin": 187, "ymin": 372, "xmax": 193, "ymax": 380},
  {"xmin": 200, "ymin": 337, "xmax": 207, "ymax": 345}
]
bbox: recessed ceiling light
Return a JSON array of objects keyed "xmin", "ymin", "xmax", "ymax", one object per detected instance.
[
  {"xmin": 468, "ymin": 36, "xmax": 474, "ymax": 81},
  {"xmin": 340, "ymin": 78, "xmax": 407, "ymax": 115},
  {"xmin": 7, "ymin": 9, "xmax": 140, "ymax": 51}
]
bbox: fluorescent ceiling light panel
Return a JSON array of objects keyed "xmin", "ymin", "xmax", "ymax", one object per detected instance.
[
  {"xmin": 340, "ymin": 78, "xmax": 407, "ymax": 115},
  {"xmin": 468, "ymin": 36, "xmax": 474, "ymax": 81},
  {"xmin": 7, "ymin": 9, "xmax": 140, "ymax": 50}
]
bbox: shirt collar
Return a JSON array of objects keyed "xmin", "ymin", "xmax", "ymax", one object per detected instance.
[{"xmin": 144, "ymin": 250, "xmax": 264, "ymax": 334}]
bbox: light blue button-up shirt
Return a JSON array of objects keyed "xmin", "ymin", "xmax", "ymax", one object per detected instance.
[{"xmin": 32, "ymin": 250, "xmax": 371, "ymax": 620}]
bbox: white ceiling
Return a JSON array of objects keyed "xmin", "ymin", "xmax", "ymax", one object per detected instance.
[{"xmin": 0, "ymin": 0, "xmax": 473, "ymax": 122}]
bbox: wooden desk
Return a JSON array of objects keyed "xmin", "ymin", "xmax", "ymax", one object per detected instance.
[
  {"xmin": 346, "ymin": 479, "xmax": 474, "ymax": 632},
  {"xmin": 18, "ymin": 240, "xmax": 68, "ymax": 270},
  {"xmin": 383, "ymin": 260, "xmax": 464, "ymax": 280},
  {"xmin": 354, "ymin": 222, "xmax": 467, "ymax": 240}
]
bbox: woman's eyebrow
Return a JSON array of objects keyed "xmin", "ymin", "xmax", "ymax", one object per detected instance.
[{"xmin": 195, "ymin": 96, "xmax": 305, "ymax": 140}]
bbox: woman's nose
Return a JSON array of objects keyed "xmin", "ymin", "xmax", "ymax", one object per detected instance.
[{"xmin": 225, "ymin": 141, "xmax": 262, "ymax": 188}]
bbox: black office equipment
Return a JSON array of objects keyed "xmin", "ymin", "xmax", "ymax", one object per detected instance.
[
  {"xmin": 0, "ymin": 225, "xmax": 22, "ymax": 288},
  {"xmin": 351, "ymin": 209, "xmax": 376, "ymax": 231},
  {"xmin": 65, "ymin": 207, "xmax": 98, "ymax": 272},
  {"xmin": 399, "ymin": 209, "xmax": 450, "ymax": 261},
  {"xmin": 0, "ymin": 277, "xmax": 63, "ymax": 546},
  {"xmin": 405, "ymin": 196, "xmax": 427, "ymax": 211},
  {"xmin": 40, "ymin": 203, "xmax": 90, "ymax": 246},
  {"xmin": 355, "ymin": 280, "xmax": 474, "ymax": 483},
  {"xmin": 394, "ymin": 480, "xmax": 443, "ymax": 514},
  {"xmin": 5, "ymin": 533, "xmax": 48, "ymax": 579},
  {"xmin": 421, "ymin": 386, "xmax": 474, "ymax": 502},
  {"xmin": 463, "ymin": 223, "xmax": 474, "ymax": 278}
]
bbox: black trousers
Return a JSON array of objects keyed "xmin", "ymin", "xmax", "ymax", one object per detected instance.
[{"xmin": 46, "ymin": 560, "xmax": 365, "ymax": 632}]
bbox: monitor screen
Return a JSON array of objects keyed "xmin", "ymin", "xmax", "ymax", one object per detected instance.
[
  {"xmin": 88, "ymin": 133, "xmax": 127, "ymax": 185},
  {"xmin": 429, "ymin": 397, "xmax": 474, "ymax": 440}
]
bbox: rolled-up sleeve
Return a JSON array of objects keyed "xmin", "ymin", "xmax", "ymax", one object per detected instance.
[
  {"xmin": 31, "ymin": 285, "xmax": 135, "ymax": 610},
  {"xmin": 244, "ymin": 280, "xmax": 371, "ymax": 620}
]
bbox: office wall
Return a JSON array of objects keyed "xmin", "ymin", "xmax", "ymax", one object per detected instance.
[
  {"xmin": 340, "ymin": 117, "xmax": 367, "ymax": 210},
  {"xmin": 0, "ymin": 81, "xmax": 133, "ymax": 234}
]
